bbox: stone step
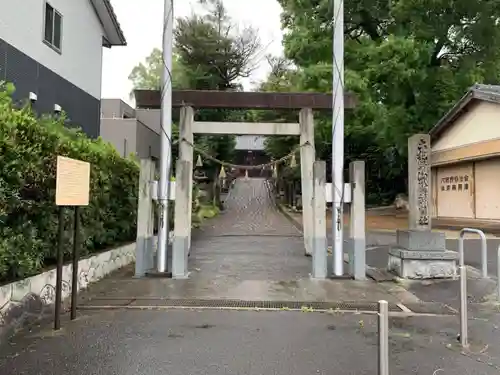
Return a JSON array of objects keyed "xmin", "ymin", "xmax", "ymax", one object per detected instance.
[{"xmin": 366, "ymin": 267, "xmax": 396, "ymax": 282}]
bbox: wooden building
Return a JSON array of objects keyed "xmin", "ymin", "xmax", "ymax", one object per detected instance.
[{"xmin": 430, "ymin": 84, "xmax": 500, "ymax": 221}]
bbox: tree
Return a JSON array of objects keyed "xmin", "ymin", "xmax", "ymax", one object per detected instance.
[
  {"xmin": 128, "ymin": 48, "xmax": 190, "ymax": 98},
  {"xmin": 172, "ymin": 0, "xmax": 263, "ymax": 174},
  {"xmin": 128, "ymin": 48, "xmax": 162, "ymax": 94},
  {"xmin": 129, "ymin": 1, "xmax": 262, "ymax": 94},
  {"xmin": 128, "ymin": 0, "xmax": 262, "ymax": 177},
  {"xmin": 174, "ymin": 0, "xmax": 261, "ymax": 90},
  {"xmin": 263, "ymin": 0, "xmax": 500, "ymax": 203}
]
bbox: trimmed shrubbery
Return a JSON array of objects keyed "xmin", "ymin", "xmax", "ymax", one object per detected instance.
[{"xmin": 0, "ymin": 83, "xmax": 139, "ymax": 282}]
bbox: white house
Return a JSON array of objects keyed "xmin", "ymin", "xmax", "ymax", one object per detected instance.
[{"xmin": 0, "ymin": 0, "xmax": 126, "ymax": 138}]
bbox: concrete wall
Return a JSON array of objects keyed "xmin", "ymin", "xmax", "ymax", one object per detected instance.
[
  {"xmin": 100, "ymin": 118, "xmax": 137, "ymax": 157},
  {"xmin": 136, "ymin": 120, "xmax": 160, "ymax": 159},
  {"xmin": 0, "ymin": 242, "xmax": 136, "ymax": 343},
  {"xmin": 101, "ymin": 99, "xmax": 121, "ymax": 118},
  {"xmin": 0, "ymin": 0, "xmax": 105, "ymax": 99},
  {"xmin": 100, "ymin": 118, "xmax": 161, "ymax": 159},
  {"xmin": 101, "ymin": 99, "xmax": 135, "ymax": 119},
  {"xmin": 433, "ymin": 101, "xmax": 500, "ymax": 151},
  {"xmin": 136, "ymin": 108, "xmax": 160, "ymax": 134}
]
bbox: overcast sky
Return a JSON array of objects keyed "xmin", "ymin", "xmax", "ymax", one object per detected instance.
[{"xmin": 101, "ymin": 0, "xmax": 284, "ymax": 104}]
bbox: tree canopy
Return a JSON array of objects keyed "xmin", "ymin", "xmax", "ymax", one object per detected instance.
[
  {"xmin": 262, "ymin": 0, "xmax": 500, "ymax": 203},
  {"xmin": 174, "ymin": 0, "xmax": 261, "ymax": 91},
  {"xmin": 128, "ymin": 49, "xmax": 190, "ymax": 97},
  {"xmin": 126, "ymin": 0, "xmax": 500, "ymax": 203},
  {"xmin": 128, "ymin": 0, "xmax": 262, "ymax": 177}
]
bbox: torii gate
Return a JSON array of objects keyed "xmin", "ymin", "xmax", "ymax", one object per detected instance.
[{"xmin": 134, "ymin": 89, "xmax": 362, "ymax": 279}]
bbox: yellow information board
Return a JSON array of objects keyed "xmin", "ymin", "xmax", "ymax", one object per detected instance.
[{"xmin": 55, "ymin": 156, "xmax": 90, "ymax": 206}]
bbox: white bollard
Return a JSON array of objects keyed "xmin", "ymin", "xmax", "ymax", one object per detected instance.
[
  {"xmin": 498, "ymin": 245, "xmax": 500, "ymax": 300},
  {"xmin": 378, "ymin": 300, "xmax": 389, "ymax": 375},
  {"xmin": 458, "ymin": 228, "xmax": 487, "ymax": 348}
]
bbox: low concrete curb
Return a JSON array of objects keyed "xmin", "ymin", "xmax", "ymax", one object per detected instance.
[
  {"xmin": 264, "ymin": 180, "xmax": 302, "ymax": 233},
  {"xmin": 0, "ymin": 242, "xmax": 137, "ymax": 343}
]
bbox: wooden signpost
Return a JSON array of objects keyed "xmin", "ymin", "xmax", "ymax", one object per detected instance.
[{"xmin": 54, "ymin": 156, "xmax": 90, "ymax": 330}]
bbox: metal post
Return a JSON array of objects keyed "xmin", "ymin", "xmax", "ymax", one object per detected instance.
[
  {"xmin": 458, "ymin": 227, "xmax": 485, "ymax": 348},
  {"xmin": 54, "ymin": 207, "xmax": 64, "ymax": 330},
  {"xmin": 497, "ymin": 245, "xmax": 500, "ymax": 300},
  {"xmin": 157, "ymin": 0, "xmax": 173, "ymax": 273},
  {"xmin": 70, "ymin": 206, "xmax": 80, "ymax": 320},
  {"xmin": 459, "ymin": 228, "xmax": 488, "ymax": 278},
  {"xmin": 378, "ymin": 300, "xmax": 389, "ymax": 375},
  {"xmin": 332, "ymin": 0, "xmax": 344, "ymax": 276},
  {"xmin": 480, "ymin": 231, "xmax": 488, "ymax": 279},
  {"xmin": 458, "ymin": 233, "xmax": 467, "ymax": 348}
]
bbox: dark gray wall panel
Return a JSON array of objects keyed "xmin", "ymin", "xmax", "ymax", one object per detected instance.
[
  {"xmin": 0, "ymin": 38, "xmax": 100, "ymax": 138},
  {"xmin": 0, "ymin": 41, "xmax": 6, "ymax": 79}
]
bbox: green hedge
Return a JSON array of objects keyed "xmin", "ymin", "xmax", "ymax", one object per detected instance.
[{"xmin": 0, "ymin": 83, "xmax": 139, "ymax": 282}]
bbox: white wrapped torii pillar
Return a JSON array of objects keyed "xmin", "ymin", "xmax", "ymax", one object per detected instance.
[
  {"xmin": 331, "ymin": 0, "xmax": 345, "ymax": 277},
  {"xmin": 155, "ymin": 0, "xmax": 174, "ymax": 275}
]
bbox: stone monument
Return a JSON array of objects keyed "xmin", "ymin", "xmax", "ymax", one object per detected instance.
[{"xmin": 388, "ymin": 134, "xmax": 457, "ymax": 279}]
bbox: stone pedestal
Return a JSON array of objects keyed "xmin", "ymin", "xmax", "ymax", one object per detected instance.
[
  {"xmin": 397, "ymin": 229, "xmax": 446, "ymax": 251},
  {"xmin": 388, "ymin": 230, "xmax": 457, "ymax": 279},
  {"xmin": 387, "ymin": 134, "xmax": 457, "ymax": 279}
]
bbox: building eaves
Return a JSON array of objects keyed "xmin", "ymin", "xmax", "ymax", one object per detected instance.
[
  {"xmin": 429, "ymin": 84, "xmax": 500, "ymax": 142},
  {"xmin": 91, "ymin": 0, "xmax": 126, "ymax": 47}
]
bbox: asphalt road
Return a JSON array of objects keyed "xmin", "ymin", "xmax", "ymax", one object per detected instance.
[
  {"xmin": 1, "ymin": 309, "xmax": 498, "ymax": 375},
  {"xmin": 448, "ymin": 238, "xmax": 500, "ymax": 277}
]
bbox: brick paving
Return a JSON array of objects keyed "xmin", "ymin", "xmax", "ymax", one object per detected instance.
[{"xmin": 189, "ymin": 178, "xmax": 310, "ymax": 280}]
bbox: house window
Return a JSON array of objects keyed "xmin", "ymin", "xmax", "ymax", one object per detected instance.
[{"xmin": 44, "ymin": 2, "xmax": 62, "ymax": 51}]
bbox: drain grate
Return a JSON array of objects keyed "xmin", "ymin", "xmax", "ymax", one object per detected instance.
[{"xmin": 82, "ymin": 298, "xmax": 402, "ymax": 312}]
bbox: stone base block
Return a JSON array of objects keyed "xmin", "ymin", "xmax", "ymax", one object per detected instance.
[
  {"xmin": 388, "ymin": 248, "xmax": 457, "ymax": 279},
  {"xmin": 396, "ymin": 230, "xmax": 446, "ymax": 251},
  {"xmin": 172, "ymin": 236, "xmax": 189, "ymax": 279}
]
